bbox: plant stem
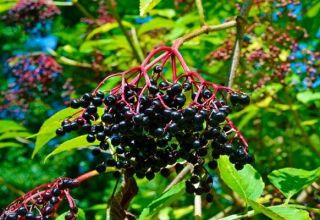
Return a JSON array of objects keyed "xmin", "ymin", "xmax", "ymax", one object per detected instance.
[
  {"xmin": 195, "ymin": 0, "xmax": 206, "ymax": 26},
  {"xmin": 163, "ymin": 163, "xmax": 192, "ymax": 192},
  {"xmin": 72, "ymin": 0, "xmax": 94, "ymax": 19},
  {"xmin": 48, "ymin": 49, "xmax": 97, "ymax": 69},
  {"xmin": 228, "ymin": 0, "xmax": 253, "ymax": 88},
  {"xmin": 76, "ymin": 170, "xmax": 99, "ymax": 183},
  {"xmin": 174, "ymin": 20, "xmax": 236, "ymax": 48},
  {"xmin": 107, "ymin": 0, "xmax": 144, "ymax": 63}
]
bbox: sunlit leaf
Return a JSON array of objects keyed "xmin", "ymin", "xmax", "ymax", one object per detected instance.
[
  {"xmin": 0, "ymin": 120, "xmax": 26, "ymax": 133},
  {"xmin": 138, "ymin": 181, "xmax": 185, "ymax": 220},
  {"xmin": 268, "ymin": 167, "xmax": 320, "ymax": 199},
  {"xmin": 139, "ymin": 0, "xmax": 161, "ymax": 16},
  {"xmin": 45, "ymin": 135, "xmax": 99, "ymax": 161},
  {"xmin": 32, "ymin": 108, "xmax": 79, "ymax": 158},
  {"xmin": 218, "ymin": 156, "xmax": 264, "ymax": 204},
  {"xmin": 248, "ymin": 200, "xmax": 284, "ymax": 220}
]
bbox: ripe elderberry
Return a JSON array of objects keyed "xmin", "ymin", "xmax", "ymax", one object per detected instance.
[
  {"xmin": 54, "ymin": 45, "xmax": 254, "ymax": 203},
  {"xmin": 0, "ymin": 177, "xmax": 80, "ymax": 220}
]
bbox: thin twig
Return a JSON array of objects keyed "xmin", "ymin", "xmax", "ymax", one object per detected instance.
[
  {"xmin": 72, "ymin": 0, "xmax": 94, "ymax": 19},
  {"xmin": 228, "ymin": 0, "xmax": 253, "ymax": 88},
  {"xmin": 195, "ymin": 0, "xmax": 206, "ymax": 26},
  {"xmin": 107, "ymin": 0, "xmax": 144, "ymax": 63},
  {"xmin": 48, "ymin": 49, "xmax": 98, "ymax": 69},
  {"xmin": 194, "ymin": 183, "xmax": 202, "ymax": 219},
  {"xmin": 174, "ymin": 20, "xmax": 237, "ymax": 48},
  {"xmin": 0, "ymin": 177, "xmax": 25, "ymax": 196},
  {"xmin": 163, "ymin": 163, "xmax": 193, "ymax": 193}
]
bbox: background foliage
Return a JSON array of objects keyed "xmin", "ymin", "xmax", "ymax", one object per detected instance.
[{"xmin": 0, "ymin": 0, "xmax": 319, "ymax": 219}]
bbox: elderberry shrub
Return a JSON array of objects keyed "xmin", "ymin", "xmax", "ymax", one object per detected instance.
[
  {"xmin": 56, "ymin": 47, "xmax": 254, "ymax": 202},
  {"xmin": 0, "ymin": 178, "xmax": 79, "ymax": 220}
]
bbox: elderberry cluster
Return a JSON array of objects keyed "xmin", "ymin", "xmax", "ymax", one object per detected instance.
[
  {"xmin": 3, "ymin": 0, "xmax": 60, "ymax": 32},
  {"xmin": 56, "ymin": 63, "xmax": 254, "ymax": 202},
  {"xmin": 3, "ymin": 54, "xmax": 65, "ymax": 107},
  {"xmin": 0, "ymin": 178, "xmax": 79, "ymax": 220}
]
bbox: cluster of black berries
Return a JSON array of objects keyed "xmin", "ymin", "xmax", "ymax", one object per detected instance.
[
  {"xmin": 0, "ymin": 178, "xmax": 79, "ymax": 220},
  {"xmin": 56, "ymin": 62, "xmax": 254, "ymax": 202},
  {"xmin": 3, "ymin": 0, "xmax": 60, "ymax": 31}
]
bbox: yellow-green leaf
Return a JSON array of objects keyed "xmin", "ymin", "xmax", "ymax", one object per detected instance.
[
  {"xmin": 139, "ymin": 0, "xmax": 161, "ymax": 16},
  {"xmin": 45, "ymin": 135, "xmax": 99, "ymax": 162}
]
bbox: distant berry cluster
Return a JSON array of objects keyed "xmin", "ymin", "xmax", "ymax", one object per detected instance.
[
  {"xmin": 3, "ymin": 54, "xmax": 62, "ymax": 108},
  {"xmin": 208, "ymin": 1, "xmax": 319, "ymax": 89},
  {"xmin": 81, "ymin": 0, "xmax": 115, "ymax": 26},
  {"xmin": 55, "ymin": 46, "xmax": 254, "ymax": 202},
  {"xmin": 4, "ymin": 0, "xmax": 60, "ymax": 31},
  {"xmin": 0, "ymin": 178, "xmax": 79, "ymax": 220}
]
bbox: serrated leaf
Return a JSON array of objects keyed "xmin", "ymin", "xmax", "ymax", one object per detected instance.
[
  {"xmin": 45, "ymin": 135, "xmax": 99, "ymax": 161},
  {"xmin": 269, "ymin": 205, "xmax": 311, "ymax": 220},
  {"xmin": 56, "ymin": 208, "xmax": 86, "ymax": 220},
  {"xmin": 217, "ymin": 156, "xmax": 264, "ymax": 204},
  {"xmin": 248, "ymin": 200, "xmax": 285, "ymax": 220},
  {"xmin": 0, "ymin": 120, "xmax": 26, "ymax": 133},
  {"xmin": 138, "ymin": 181, "xmax": 185, "ymax": 220},
  {"xmin": 0, "ymin": 142, "xmax": 23, "ymax": 149},
  {"xmin": 0, "ymin": 131, "xmax": 32, "ymax": 141},
  {"xmin": 268, "ymin": 167, "xmax": 320, "ymax": 199},
  {"xmin": 80, "ymin": 37, "xmax": 129, "ymax": 53},
  {"xmin": 32, "ymin": 108, "xmax": 79, "ymax": 158},
  {"xmin": 139, "ymin": 0, "xmax": 161, "ymax": 16}
]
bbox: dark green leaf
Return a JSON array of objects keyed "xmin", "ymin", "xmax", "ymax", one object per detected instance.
[{"xmin": 268, "ymin": 167, "xmax": 320, "ymax": 199}]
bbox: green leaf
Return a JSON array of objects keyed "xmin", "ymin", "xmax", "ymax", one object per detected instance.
[
  {"xmin": 0, "ymin": 131, "xmax": 32, "ymax": 141},
  {"xmin": 0, "ymin": 120, "xmax": 26, "ymax": 133},
  {"xmin": 296, "ymin": 90, "xmax": 320, "ymax": 103},
  {"xmin": 139, "ymin": 0, "xmax": 161, "ymax": 16},
  {"xmin": 217, "ymin": 156, "xmax": 264, "ymax": 204},
  {"xmin": 268, "ymin": 167, "xmax": 320, "ymax": 199},
  {"xmin": 248, "ymin": 200, "xmax": 285, "ymax": 220},
  {"xmin": 32, "ymin": 108, "xmax": 79, "ymax": 158},
  {"xmin": 138, "ymin": 181, "xmax": 185, "ymax": 220},
  {"xmin": 80, "ymin": 37, "xmax": 129, "ymax": 53},
  {"xmin": 138, "ymin": 17, "xmax": 175, "ymax": 35},
  {"xmin": 306, "ymin": 2, "xmax": 320, "ymax": 18},
  {"xmin": 0, "ymin": 142, "xmax": 23, "ymax": 149},
  {"xmin": 45, "ymin": 135, "xmax": 99, "ymax": 161},
  {"xmin": 269, "ymin": 205, "xmax": 311, "ymax": 220},
  {"xmin": 86, "ymin": 21, "xmax": 133, "ymax": 40},
  {"xmin": 56, "ymin": 208, "xmax": 86, "ymax": 220},
  {"xmin": 149, "ymin": 9, "xmax": 176, "ymax": 19}
]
